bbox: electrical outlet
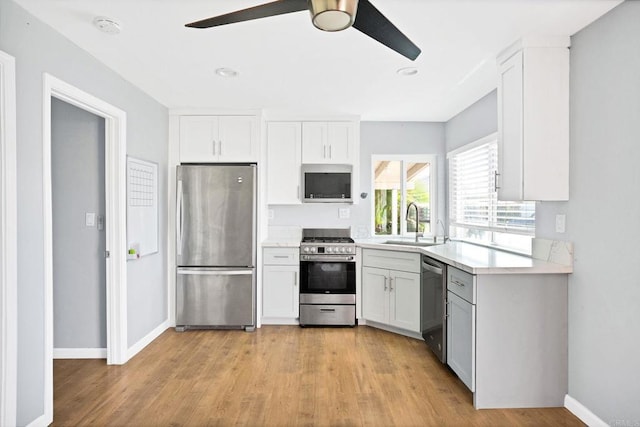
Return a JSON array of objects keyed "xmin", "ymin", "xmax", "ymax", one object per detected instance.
[
  {"xmin": 85, "ymin": 212, "xmax": 96, "ymax": 227},
  {"xmin": 339, "ymin": 208, "xmax": 350, "ymax": 219},
  {"xmin": 268, "ymin": 209, "xmax": 274, "ymax": 220},
  {"xmin": 555, "ymin": 214, "xmax": 566, "ymax": 233}
]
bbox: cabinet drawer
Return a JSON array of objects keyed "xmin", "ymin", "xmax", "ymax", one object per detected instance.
[
  {"xmin": 263, "ymin": 248, "xmax": 299, "ymax": 265},
  {"xmin": 447, "ymin": 267, "xmax": 475, "ymax": 303},
  {"xmin": 362, "ymin": 249, "xmax": 421, "ymax": 273}
]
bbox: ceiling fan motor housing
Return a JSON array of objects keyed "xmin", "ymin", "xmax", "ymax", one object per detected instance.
[{"xmin": 310, "ymin": 0, "xmax": 359, "ymax": 31}]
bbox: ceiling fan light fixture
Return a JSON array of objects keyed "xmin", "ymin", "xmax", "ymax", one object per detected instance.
[{"xmin": 310, "ymin": 0, "xmax": 359, "ymax": 32}]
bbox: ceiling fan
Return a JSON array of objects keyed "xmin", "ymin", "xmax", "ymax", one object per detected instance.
[{"xmin": 186, "ymin": 0, "xmax": 421, "ymax": 61}]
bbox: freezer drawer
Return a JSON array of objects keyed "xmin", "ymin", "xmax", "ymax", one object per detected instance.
[{"xmin": 176, "ymin": 268, "xmax": 255, "ymax": 328}]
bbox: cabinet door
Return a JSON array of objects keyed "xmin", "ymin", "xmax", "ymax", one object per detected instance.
[
  {"xmin": 389, "ymin": 270, "xmax": 421, "ymax": 332},
  {"xmin": 497, "ymin": 50, "xmax": 524, "ymax": 201},
  {"xmin": 447, "ymin": 291, "xmax": 475, "ymax": 391},
  {"xmin": 262, "ymin": 265, "xmax": 299, "ymax": 318},
  {"xmin": 301, "ymin": 122, "xmax": 327, "ymax": 163},
  {"xmin": 361, "ymin": 267, "xmax": 388, "ymax": 324},
  {"xmin": 218, "ymin": 116, "xmax": 258, "ymax": 162},
  {"xmin": 267, "ymin": 122, "xmax": 302, "ymax": 204},
  {"xmin": 179, "ymin": 116, "xmax": 219, "ymax": 162},
  {"xmin": 327, "ymin": 122, "xmax": 355, "ymax": 164}
]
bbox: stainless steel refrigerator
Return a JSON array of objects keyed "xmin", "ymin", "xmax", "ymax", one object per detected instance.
[{"xmin": 176, "ymin": 164, "xmax": 256, "ymax": 331}]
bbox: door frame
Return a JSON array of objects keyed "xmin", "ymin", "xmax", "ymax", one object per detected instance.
[
  {"xmin": 43, "ymin": 73, "xmax": 128, "ymax": 422},
  {"xmin": 0, "ymin": 50, "xmax": 17, "ymax": 427}
]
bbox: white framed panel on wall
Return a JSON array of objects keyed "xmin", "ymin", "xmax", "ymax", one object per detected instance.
[{"xmin": 126, "ymin": 156, "xmax": 158, "ymax": 258}]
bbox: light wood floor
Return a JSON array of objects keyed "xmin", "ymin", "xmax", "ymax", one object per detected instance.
[{"xmin": 53, "ymin": 325, "xmax": 584, "ymax": 426}]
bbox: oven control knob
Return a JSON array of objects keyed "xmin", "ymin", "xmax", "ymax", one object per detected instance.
[
  {"xmin": 303, "ymin": 247, "xmax": 310, "ymax": 253},
  {"xmin": 346, "ymin": 247, "xmax": 352, "ymax": 253},
  {"xmin": 326, "ymin": 247, "xmax": 333, "ymax": 253},
  {"xmin": 339, "ymin": 247, "xmax": 345, "ymax": 253},
  {"xmin": 311, "ymin": 247, "xmax": 317, "ymax": 253}
]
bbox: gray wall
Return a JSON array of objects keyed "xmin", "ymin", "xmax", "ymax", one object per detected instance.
[
  {"xmin": 445, "ymin": 90, "xmax": 497, "ymax": 152},
  {"xmin": 444, "ymin": 2, "xmax": 640, "ymax": 422},
  {"xmin": 52, "ymin": 99, "xmax": 106, "ymax": 349},
  {"xmin": 536, "ymin": 1, "xmax": 640, "ymax": 422},
  {"xmin": 0, "ymin": 0, "xmax": 169, "ymax": 424},
  {"xmin": 268, "ymin": 121, "xmax": 446, "ymax": 238}
]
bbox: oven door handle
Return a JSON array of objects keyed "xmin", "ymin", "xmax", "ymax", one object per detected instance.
[{"xmin": 301, "ymin": 255, "xmax": 355, "ymax": 262}]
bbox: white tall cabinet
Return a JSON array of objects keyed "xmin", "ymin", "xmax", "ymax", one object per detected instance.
[
  {"xmin": 266, "ymin": 122, "xmax": 302, "ymax": 205},
  {"xmin": 496, "ymin": 37, "xmax": 570, "ymax": 201}
]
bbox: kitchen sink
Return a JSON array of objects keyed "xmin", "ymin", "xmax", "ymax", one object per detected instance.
[{"xmin": 382, "ymin": 240, "xmax": 441, "ymax": 247}]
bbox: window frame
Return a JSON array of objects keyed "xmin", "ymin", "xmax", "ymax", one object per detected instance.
[
  {"xmin": 447, "ymin": 133, "xmax": 535, "ymax": 254},
  {"xmin": 370, "ymin": 154, "xmax": 438, "ymax": 238}
]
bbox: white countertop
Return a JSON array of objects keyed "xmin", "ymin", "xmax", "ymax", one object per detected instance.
[
  {"xmin": 261, "ymin": 240, "xmax": 300, "ymax": 248},
  {"xmin": 357, "ymin": 240, "xmax": 572, "ymax": 275}
]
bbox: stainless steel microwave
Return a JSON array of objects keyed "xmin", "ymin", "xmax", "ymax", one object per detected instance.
[{"xmin": 301, "ymin": 164, "xmax": 352, "ymax": 203}]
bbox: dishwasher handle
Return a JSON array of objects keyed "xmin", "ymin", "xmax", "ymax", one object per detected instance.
[{"xmin": 422, "ymin": 261, "xmax": 443, "ymax": 275}]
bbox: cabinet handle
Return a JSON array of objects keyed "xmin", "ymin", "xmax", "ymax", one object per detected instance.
[
  {"xmin": 389, "ymin": 277, "xmax": 394, "ymax": 291},
  {"xmin": 494, "ymin": 170, "xmax": 500, "ymax": 191},
  {"xmin": 294, "ymin": 276, "xmax": 297, "ymax": 287},
  {"xmin": 323, "ymin": 145, "xmax": 327, "ymax": 159},
  {"xmin": 273, "ymin": 255, "xmax": 289, "ymax": 259},
  {"xmin": 445, "ymin": 301, "xmax": 450, "ymax": 318},
  {"xmin": 453, "ymin": 280, "xmax": 465, "ymax": 287},
  {"xmin": 383, "ymin": 276, "xmax": 388, "ymax": 291},
  {"xmin": 218, "ymin": 140, "xmax": 222, "ymax": 157},
  {"xmin": 320, "ymin": 308, "xmax": 336, "ymax": 313},
  {"xmin": 212, "ymin": 140, "xmax": 216, "ymax": 156},
  {"xmin": 329, "ymin": 145, "xmax": 332, "ymax": 159}
]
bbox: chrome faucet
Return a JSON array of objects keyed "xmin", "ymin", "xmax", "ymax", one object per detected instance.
[{"xmin": 406, "ymin": 202, "xmax": 422, "ymax": 242}]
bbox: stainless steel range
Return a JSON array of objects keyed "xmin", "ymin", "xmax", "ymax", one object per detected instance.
[{"xmin": 299, "ymin": 228, "xmax": 356, "ymax": 327}]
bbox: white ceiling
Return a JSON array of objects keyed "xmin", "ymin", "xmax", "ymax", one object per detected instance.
[{"xmin": 13, "ymin": 0, "xmax": 622, "ymax": 121}]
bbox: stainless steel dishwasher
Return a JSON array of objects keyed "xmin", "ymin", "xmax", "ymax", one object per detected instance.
[{"xmin": 421, "ymin": 256, "xmax": 447, "ymax": 363}]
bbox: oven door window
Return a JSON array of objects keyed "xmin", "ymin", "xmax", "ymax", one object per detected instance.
[{"xmin": 300, "ymin": 261, "xmax": 356, "ymax": 294}]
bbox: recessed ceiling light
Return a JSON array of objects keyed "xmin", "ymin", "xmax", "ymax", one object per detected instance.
[
  {"xmin": 215, "ymin": 67, "xmax": 239, "ymax": 78},
  {"xmin": 397, "ymin": 67, "xmax": 418, "ymax": 77},
  {"xmin": 93, "ymin": 16, "xmax": 121, "ymax": 35}
]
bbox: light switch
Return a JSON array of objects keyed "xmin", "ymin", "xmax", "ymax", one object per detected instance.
[
  {"xmin": 268, "ymin": 209, "xmax": 274, "ymax": 220},
  {"xmin": 339, "ymin": 208, "xmax": 350, "ymax": 219},
  {"xmin": 555, "ymin": 214, "xmax": 566, "ymax": 233},
  {"xmin": 85, "ymin": 212, "xmax": 96, "ymax": 227}
]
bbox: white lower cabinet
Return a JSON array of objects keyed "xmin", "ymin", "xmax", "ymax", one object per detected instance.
[
  {"xmin": 446, "ymin": 291, "xmax": 475, "ymax": 391},
  {"xmin": 262, "ymin": 248, "xmax": 299, "ymax": 323},
  {"xmin": 446, "ymin": 266, "xmax": 476, "ymax": 391},
  {"xmin": 361, "ymin": 249, "xmax": 421, "ymax": 334}
]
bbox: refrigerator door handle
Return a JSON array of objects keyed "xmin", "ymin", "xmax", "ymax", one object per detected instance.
[
  {"xmin": 176, "ymin": 180, "xmax": 183, "ymax": 256},
  {"xmin": 177, "ymin": 268, "xmax": 253, "ymax": 276}
]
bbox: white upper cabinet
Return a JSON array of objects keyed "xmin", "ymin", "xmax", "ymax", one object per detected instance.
[
  {"xmin": 302, "ymin": 122, "xmax": 355, "ymax": 164},
  {"xmin": 497, "ymin": 37, "xmax": 570, "ymax": 201},
  {"xmin": 179, "ymin": 115, "xmax": 258, "ymax": 163},
  {"xmin": 266, "ymin": 122, "xmax": 302, "ymax": 204}
]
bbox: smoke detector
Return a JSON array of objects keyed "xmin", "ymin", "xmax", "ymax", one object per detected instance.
[{"xmin": 93, "ymin": 16, "xmax": 121, "ymax": 35}]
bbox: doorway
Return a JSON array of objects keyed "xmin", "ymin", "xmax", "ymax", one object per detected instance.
[
  {"xmin": 43, "ymin": 74, "xmax": 127, "ymax": 424},
  {"xmin": 51, "ymin": 99, "xmax": 107, "ymax": 358}
]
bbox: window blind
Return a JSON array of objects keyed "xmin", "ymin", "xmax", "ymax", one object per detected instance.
[{"xmin": 449, "ymin": 139, "xmax": 535, "ymax": 237}]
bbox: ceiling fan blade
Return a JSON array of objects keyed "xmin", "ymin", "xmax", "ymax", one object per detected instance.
[
  {"xmin": 186, "ymin": 0, "xmax": 309, "ymax": 29},
  {"xmin": 352, "ymin": 0, "xmax": 421, "ymax": 61}
]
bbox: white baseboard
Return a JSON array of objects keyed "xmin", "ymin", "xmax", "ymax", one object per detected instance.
[
  {"xmin": 127, "ymin": 319, "xmax": 170, "ymax": 361},
  {"xmin": 25, "ymin": 413, "xmax": 48, "ymax": 427},
  {"xmin": 565, "ymin": 394, "xmax": 609, "ymax": 427},
  {"xmin": 53, "ymin": 348, "xmax": 107, "ymax": 359}
]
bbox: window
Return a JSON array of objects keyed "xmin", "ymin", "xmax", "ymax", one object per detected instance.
[
  {"xmin": 448, "ymin": 134, "xmax": 534, "ymax": 254},
  {"xmin": 372, "ymin": 155, "xmax": 436, "ymax": 237}
]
